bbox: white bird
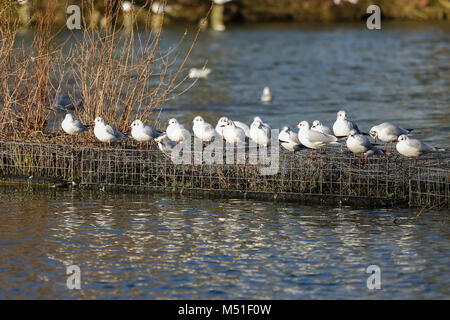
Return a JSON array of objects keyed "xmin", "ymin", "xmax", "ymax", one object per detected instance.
[
  {"xmin": 216, "ymin": 117, "xmax": 250, "ymax": 138},
  {"xmin": 130, "ymin": 119, "xmax": 162, "ymax": 152},
  {"xmin": 253, "ymin": 116, "xmax": 272, "ymax": 131},
  {"xmin": 369, "ymin": 122, "xmax": 413, "ymax": 153},
  {"xmin": 295, "ymin": 120, "xmax": 339, "ymax": 155},
  {"xmin": 189, "ymin": 68, "xmax": 211, "ymax": 79},
  {"xmin": 61, "ymin": 113, "xmax": 87, "ymax": 145},
  {"xmin": 260, "ymin": 87, "xmax": 273, "ymax": 102},
  {"xmin": 279, "ymin": 126, "xmax": 303, "ymax": 152},
  {"xmin": 93, "ymin": 117, "xmax": 126, "ymax": 151},
  {"xmin": 311, "ymin": 120, "xmax": 334, "ymax": 136},
  {"xmin": 346, "ymin": 129, "xmax": 384, "ymax": 167},
  {"xmin": 191, "ymin": 116, "xmax": 218, "ymax": 147},
  {"xmin": 166, "ymin": 118, "xmax": 191, "ymax": 145},
  {"xmin": 332, "ymin": 110, "xmax": 363, "ymax": 138},
  {"xmin": 223, "ymin": 120, "xmax": 246, "ymax": 145},
  {"xmin": 346, "ymin": 129, "xmax": 373, "ymax": 155},
  {"xmin": 396, "ymin": 135, "xmax": 444, "ymax": 163},
  {"xmin": 155, "ymin": 133, "xmax": 177, "ymax": 155},
  {"xmin": 250, "ymin": 117, "xmax": 271, "ymax": 147},
  {"xmin": 213, "ymin": 0, "xmax": 232, "ymax": 4}
]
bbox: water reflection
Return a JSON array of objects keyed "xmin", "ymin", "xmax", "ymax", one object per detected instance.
[{"xmin": 0, "ymin": 186, "xmax": 448, "ymax": 299}]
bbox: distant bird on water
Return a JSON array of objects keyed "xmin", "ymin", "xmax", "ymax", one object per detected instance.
[{"xmin": 260, "ymin": 87, "xmax": 273, "ymax": 102}]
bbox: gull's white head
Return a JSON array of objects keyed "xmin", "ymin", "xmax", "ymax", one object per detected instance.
[
  {"xmin": 281, "ymin": 126, "xmax": 290, "ymax": 133},
  {"xmin": 369, "ymin": 128, "xmax": 378, "ymax": 139},
  {"xmin": 398, "ymin": 134, "xmax": 408, "ymax": 142},
  {"xmin": 65, "ymin": 113, "xmax": 74, "ymax": 121},
  {"xmin": 122, "ymin": 1, "xmax": 132, "ymax": 12},
  {"xmin": 262, "ymin": 87, "xmax": 271, "ymax": 95},
  {"xmin": 94, "ymin": 117, "xmax": 105, "ymax": 125},
  {"xmin": 192, "ymin": 116, "xmax": 204, "ymax": 124},
  {"xmin": 130, "ymin": 120, "xmax": 144, "ymax": 128},
  {"xmin": 251, "ymin": 118, "xmax": 263, "ymax": 128},
  {"xmin": 312, "ymin": 120, "xmax": 321, "ymax": 128},
  {"xmin": 349, "ymin": 129, "xmax": 357, "ymax": 137},
  {"xmin": 167, "ymin": 118, "xmax": 179, "ymax": 126},
  {"xmin": 294, "ymin": 121, "xmax": 309, "ymax": 130},
  {"xmin": 337, "ymin": 110, "xmax": 347, "ymax": 120},
  {"xmin": 217, "ymin": 116, "xmax": 228, "ymax": 127}
]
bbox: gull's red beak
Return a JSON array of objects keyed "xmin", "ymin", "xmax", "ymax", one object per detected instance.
[
  {"xmin": 293, "ymin": 125, "xmax": 298, "ymax": 128},
  {"xmin": 374, "ymin": 137, "xmax": 376, "ymax": 143},
  {"xmin": 190, "ymin": 121, "xmax": 194, "ymax": 124},
  {"xmin": 393, "ymin": 140, "xmax": 399, "ymax": 143}
]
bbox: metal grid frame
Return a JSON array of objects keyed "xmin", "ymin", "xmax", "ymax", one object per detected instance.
[{"xmin": 0, "ymin": 141, "xmax": 448, "ymax": 208}]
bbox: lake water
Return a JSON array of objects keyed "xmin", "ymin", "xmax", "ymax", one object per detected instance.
[{"xmin": 1, "ymin": 22, "xmax": 449, "ymax": 299}]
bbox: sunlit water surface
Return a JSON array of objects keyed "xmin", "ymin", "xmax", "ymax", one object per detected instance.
[
  {"xmin": 2, "ymin": 23, "xmax": 449, "ymax": 299},
  {"xmin": 0, "ymin": 187, "xmax": 448, "ymax": 299}
]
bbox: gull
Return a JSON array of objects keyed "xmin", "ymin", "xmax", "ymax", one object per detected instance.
[
  {"xmin": 279, "ymin": 126, "xmax": 304, "ymax": 152},
  {"xmin": 346, "ymin": 129, "xmax": 384, "ymax": 168},
  {"xmin": 93, "ymin": 117, "xmax": 126, "ymax": 151},
  {"xmin": 332, "ymin": 110, "xmax": 363, "ymax": 138},
  {"xmin": 396, "ymin": 135, "xmax": 444, "ymax": 164},
  {"xmin": 130, "ymin": 119, "xmax": 163, "ymax": 152},
  {"xmin": 253, "ymin": 116, "xmax": 272, "ymax": 131},
  {"xmin": 166, "ymin": 118, "xmax": 191, "ymax": 145},
  {"xmin": 369, "ymin": 122, "xmax": 413, "ymax": 153},
  {"xmin": 155, "ymin": 133, "xmax": 177, "ymax": 156},
  {"xmin": 311, "ymin": 120, "xmax": 334, "ymax": 136},
  {"xmin": 216, "ymin": 117, "xmax": 250, "ymax": 138},
  {"xmin": 250, "ymin": 117, "xmax": 271, "ymax": 147},
  {"xmin": 189, "ymin": 68, "xmax": 211, "ymax": 79},
  {"xmin": 61, "ymin": 113, "xmax": 88, "ymax": 145},
  {"xmin": 223, "ymin": 120, "xmax": 246, "ymax": 145},
  {"xmin": 191, "ymin": 116, "xmax": 218, "ymax": 148},
  {"xmin": 214, "ymin": 0, "xmax": 232, "ymax": 4},
  {"xmin": 295, "ymin": 120, "xmax": 339, "ymax": 156},
  {"xmin": 261, "ymin": 87, "xmax": 273, "ymax": 102}
]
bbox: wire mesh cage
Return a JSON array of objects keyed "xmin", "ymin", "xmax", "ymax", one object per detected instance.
[{"xmin": 0, "ymin": 141, "xmax": 448, "ymax": 209}]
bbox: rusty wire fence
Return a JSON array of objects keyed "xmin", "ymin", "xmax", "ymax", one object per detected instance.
[{"xmin": 0, "ymin": 141, "xmax": 448, "ymax": 209}]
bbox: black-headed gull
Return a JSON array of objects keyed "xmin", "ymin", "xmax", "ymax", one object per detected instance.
[
  {"xmin": 279, "ymin": 126, "xmax": 304, "ymax": 153},
  {"xmin": 332, "ymin": 110, "xmax": 363, "ymax": 137},
  {"xmin": 295, "ymin": 120, "xmax": 339, "ymax": 155},
  {"xmin": 191, "ymin": 116, "xmax": 217, "ymax": 148},
  {"xmin": 250, "ymin": 117, "xmax": 271, "ymax": 147},
  {"xmin": 396, "ymin": 135, "xmax": 444, "ymax": 163},
  {"xmin": 260, "ymin": 87, "xmax": 272, "ymax": 102},
  {"xmin": 155, "ymin": 133, "xmax": 177, "ymax": 156},
  {"xmin": 311, "ymin": 120, "xmax": 334, "ymax": 136},
  {"xmin": 223, "ymin": 120, "xmax": 246, "ymax": 145},
  {"xmin": 369, "ymin": 122, "xmax": 413, "ymax": 153},
  {"xmin": 166, "ymin": 118, "xmax": 191, "ymax": 145},
  {"xmin": 130, "ymin": 119, "xmax": 162, "ymax": 152},
  {"xmin": 61, "ymin": 113, "xmax": 88, "ymax": 145},
  {"xmin": 93, "ymin": 117, "xmax": 126, "ymax": 151},
  {"xmin": 346, "ymin": 129, "xmax": 384, "ymax": 168},
  {"xmin": 216, "ymin": 117, "xmax": 250, "ymax": 138},
  {"xmin": 189, "ymin": 68, "xmax": 211, "ymax": 79}
]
